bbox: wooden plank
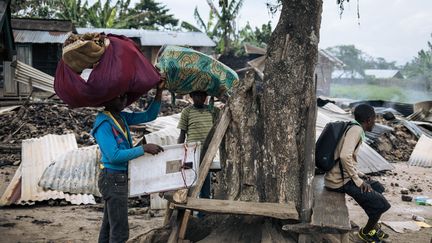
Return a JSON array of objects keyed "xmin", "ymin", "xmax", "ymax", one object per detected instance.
[
  {"xmin": 310, "ymin": 175, "xmax": 351, "ymax": 231},
  {"xmin": 299, "ymin": 80, "xmax": 317, "ymax": 243},
  {"xmin": 177, "ymin": 108, "xmax": 231, "ymax": 239},
  {"xmin": 3, "ymin": 60, "xmax": 17, "ymax": 96},
  {"xmin": 191, "ymin": 108, "xmax": 230, "ymax": 198},
  {"xmin": 174, "ymin": 198, "xmax": 298, "ymax": 220}
]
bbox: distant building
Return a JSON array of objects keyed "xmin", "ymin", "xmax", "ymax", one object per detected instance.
[
  {"xmin": 76, "ymin": 28, "xmax": 216, "ymax": 64},
  {"xmin": 315, "ymin": 49, "xmax": 344, "ymax": 96},
  {"xmin": 1, "ymin": 21, "xmax": 216, "ymax": 97},
  {"xmin": 331, "ymin": 69, "xmax": 365, "ymax": 84},
  {"xmin": 240, "ymin": 44, "xmax": 344, "ymax": 96},
  {"xmin": 364, "ymin": 69, "xmax": 404, "ymax": 80},
  {"xmin": 0, "ymin": 0, "xmax": 16, "ymax": 94},
  {"xmin": 2, "ymin": 18, "xmax": 74, "ymax": 96}
]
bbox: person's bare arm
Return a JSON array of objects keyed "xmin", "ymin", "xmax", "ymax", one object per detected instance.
[{"xmin": 178, "ymin": 130, "xmax": 186, "ymax": 144}]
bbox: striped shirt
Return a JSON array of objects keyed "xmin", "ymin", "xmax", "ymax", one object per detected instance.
[{"xmin": 178, "ymin": 105, "xmax": 214, "ymax": 143}]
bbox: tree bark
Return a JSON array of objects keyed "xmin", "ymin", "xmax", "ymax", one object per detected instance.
[
  {"xmin": 218, "ymin": 0, "xmax": 322, "ymax": 209},
  {"xmin": 211, "ymin": 0, "xmax": 322, "ymax": 241}
]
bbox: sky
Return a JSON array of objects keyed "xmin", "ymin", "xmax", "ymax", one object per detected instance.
[{"xmin": 147, "ymin": 0, "xmax": 432, "ymax": 66}]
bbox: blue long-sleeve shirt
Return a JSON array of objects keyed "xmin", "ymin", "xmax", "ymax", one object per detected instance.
[{"xmin": 91, "ymin": 101, "xmax": 161, "ymax": 170}]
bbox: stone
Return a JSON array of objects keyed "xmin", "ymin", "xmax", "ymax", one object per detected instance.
[{"xmin": 401, "ymin": 195, "xmax": 413, "ymax": 202}]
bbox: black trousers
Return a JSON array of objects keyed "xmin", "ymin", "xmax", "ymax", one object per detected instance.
[
  {"xmin": 328, "ymin": 179, "xmax": 391, "ymax": 220},
  {"xmin": 98, "ymin": 169, "xmax": 129, "ymax": 243}
]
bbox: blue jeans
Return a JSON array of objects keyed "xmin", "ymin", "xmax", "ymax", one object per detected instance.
[{"xmin": 98, "ymin": 169, "xmax": 129, "ymax": 243}]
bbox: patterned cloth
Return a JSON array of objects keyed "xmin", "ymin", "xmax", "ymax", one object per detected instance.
[
  {"xmin": 178, "ymin": 105, "xmax": 214, "ymax": 144},
  {"xmin": 156, "ymin": 45, "xmax": 239, "ymax": 98}
]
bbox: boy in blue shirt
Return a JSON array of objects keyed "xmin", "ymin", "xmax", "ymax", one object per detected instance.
[{"xmin": 92, "ymin": 82, "xmax": 164, "ymax": 243}]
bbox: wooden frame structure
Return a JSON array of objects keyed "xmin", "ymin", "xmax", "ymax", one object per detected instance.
[{"xmin": 165, "ymin": 107, "xmax": 300, "ymax": 242}]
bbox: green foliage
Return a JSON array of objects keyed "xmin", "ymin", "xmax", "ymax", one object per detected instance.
[
  {"xmin": 326, "ymin": 45, "xmax": 398, "ymax": 75},
  {"xmin": 11, "ymin": 0, "xmax": 57, "ymax": 18},
  {"xmin": 231, "ymin": 21, "xmax": 272, "ymax": 56},
  {"xmin": 403, "ymin": 34, "xmax": 432, "ymax": 91},
  {"xmin": 11, "ymin": 0, "xmax": 178, "ymax": 30},
  {"xmin": 125, "ymin": 0, "xmax": 178, "ymax": 30},
  {"xmin": 86, "ymin": 0, "xmax": 119, "ymax": 28},
  {"xmin": 55, "ymin": 0, "xmax": 89, "ymax": 27},
  {"xmin": 190, "ymin": 0, "xmax": 244, "ymax": 54}
]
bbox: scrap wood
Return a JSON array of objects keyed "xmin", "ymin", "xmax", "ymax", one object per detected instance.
[
  {"xmin": 381, "ymin": 221, "xmax": 421, "ymax": 233},
  {"xmin": 415, "ymin": 221, "xmax": 431, "ymax": 228},
  {"xmin": 0, "ymin": 164, "xmax": 22, "ymax": 206},
  {"xmin": 174, "ymin": 198, "xmax": 298, "ymax": 220},
  {"xmin": 167, "ymin": 108, "xmax": 230, "ymax": 241}
]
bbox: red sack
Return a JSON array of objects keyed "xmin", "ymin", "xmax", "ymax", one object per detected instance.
[{"xmin": 54, "ymin": 34, "xmax": 160, "ymax": 108}]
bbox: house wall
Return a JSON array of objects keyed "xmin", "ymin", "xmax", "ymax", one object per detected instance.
[
  {"xmin": 3, "ymin": 44, "xmax": 32, "ymax": 96},
  {"xmin": 315, "ymin": 63, "xmax": 333, "ymax": 96}
]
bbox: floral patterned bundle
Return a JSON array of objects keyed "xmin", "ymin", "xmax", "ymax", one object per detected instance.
[{"xmin": 156, "ymin": 45, "xmax": 239, "ymax": 98}]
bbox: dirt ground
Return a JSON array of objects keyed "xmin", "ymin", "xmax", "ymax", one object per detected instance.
[{"xmin": 0, "ymin": 163, "xmax": 431, "ymax": 243}]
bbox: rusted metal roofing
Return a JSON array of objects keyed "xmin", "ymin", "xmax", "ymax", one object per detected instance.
[
  {"xmin": 409, "ymin": 135, "xmax": 432, "ymax": 167},
  {"xmin": 13, "ymin": 29, "xmax": 71, "ymax": 43},
  {"xmin": 0, "ymin": 134, "xmax": 96, "ymax": 206},
  {"xmin": 39, "ymin": 145, "xmax": 101, "ymax": 196},
  {"xmin": 76, "ymin": 27, "xmax": 216, "ymax": 47}
]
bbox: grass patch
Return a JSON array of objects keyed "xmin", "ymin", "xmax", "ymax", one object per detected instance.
[{"xmin": 330, "ymin": 84, "xmax": 432, "ymax": 103}]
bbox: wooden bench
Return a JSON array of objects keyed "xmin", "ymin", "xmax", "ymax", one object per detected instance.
[{"xmin": 283, "ymin": 175, "xmax": 351, "ymax": 242}]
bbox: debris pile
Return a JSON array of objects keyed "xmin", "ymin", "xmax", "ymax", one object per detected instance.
[
  {"xmin": 0, "ymin": 95, "xmax": 191, "ymax": 166},
  {"xmin": 372, "ymin": 116, "xmax": 418, "ymax": 162},
  {"xmin": 0, "ymin": 103, "xmax": 97, "ymax": 147}
]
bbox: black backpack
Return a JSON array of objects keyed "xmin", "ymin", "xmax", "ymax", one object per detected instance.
[{"xmin": 315, "ymin": 121, "xmax": 356, "ymax": 173}]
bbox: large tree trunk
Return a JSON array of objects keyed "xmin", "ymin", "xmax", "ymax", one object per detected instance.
[
  {"xmin": 210, "ymin": 0, "xmax": 322, "ymax": 241},
  {"xmin": 218, "ymin": 0, "xmax": 321, "ymax": 210}
]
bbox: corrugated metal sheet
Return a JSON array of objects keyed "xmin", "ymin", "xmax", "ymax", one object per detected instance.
[
  {"xmin": 409, "ymin": 135, "xmax": 432, "ymax": 167},
  {"xmin": 76, "ymin": 28, "xmax": 216, "ymax": 47},
  {"xmin": 322, "ymin": 102, "xmax": 348, "ymax": 114},
  {"xmin": 14, "ymin": 60, "xmax": 54, "ymax": 93},
  {"xmin": 0, "ymin": 105, "xmax": 20, "ymax": 114},
  {"xmin": 18, "ymin": 134, "xmax": 95, "ymax": 205},
  {"xmin": 144, "ymin": 113, "xmax": 180, "ymax": 146},
  {"xmin": 39, "ymin": 145, "xmax": 101, "ymax": 197},
  {"xmin": 401, "ymin": 120, "xmax": 425, "ymax": 139},
  {"xmin": 316, "ymin": 108, "xmax": 395, "ymax": 174},
  {"xmin": 331, "ymin": 69, "xmax": 364, "ymax": 79},
  {"xmin": 356, "ymin": 143, "xmax": 395, "ymax": 174},
  {"xmin": 13, "ymin": 29, "xmax": 71, "ymax": 43},
  {"xmin": 319, "ymin": 49, "xmax": 344, "ymax": 67},
  {"xmin": 364, "ymin": 69, "xmax": 403, "ymax": 79}
]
